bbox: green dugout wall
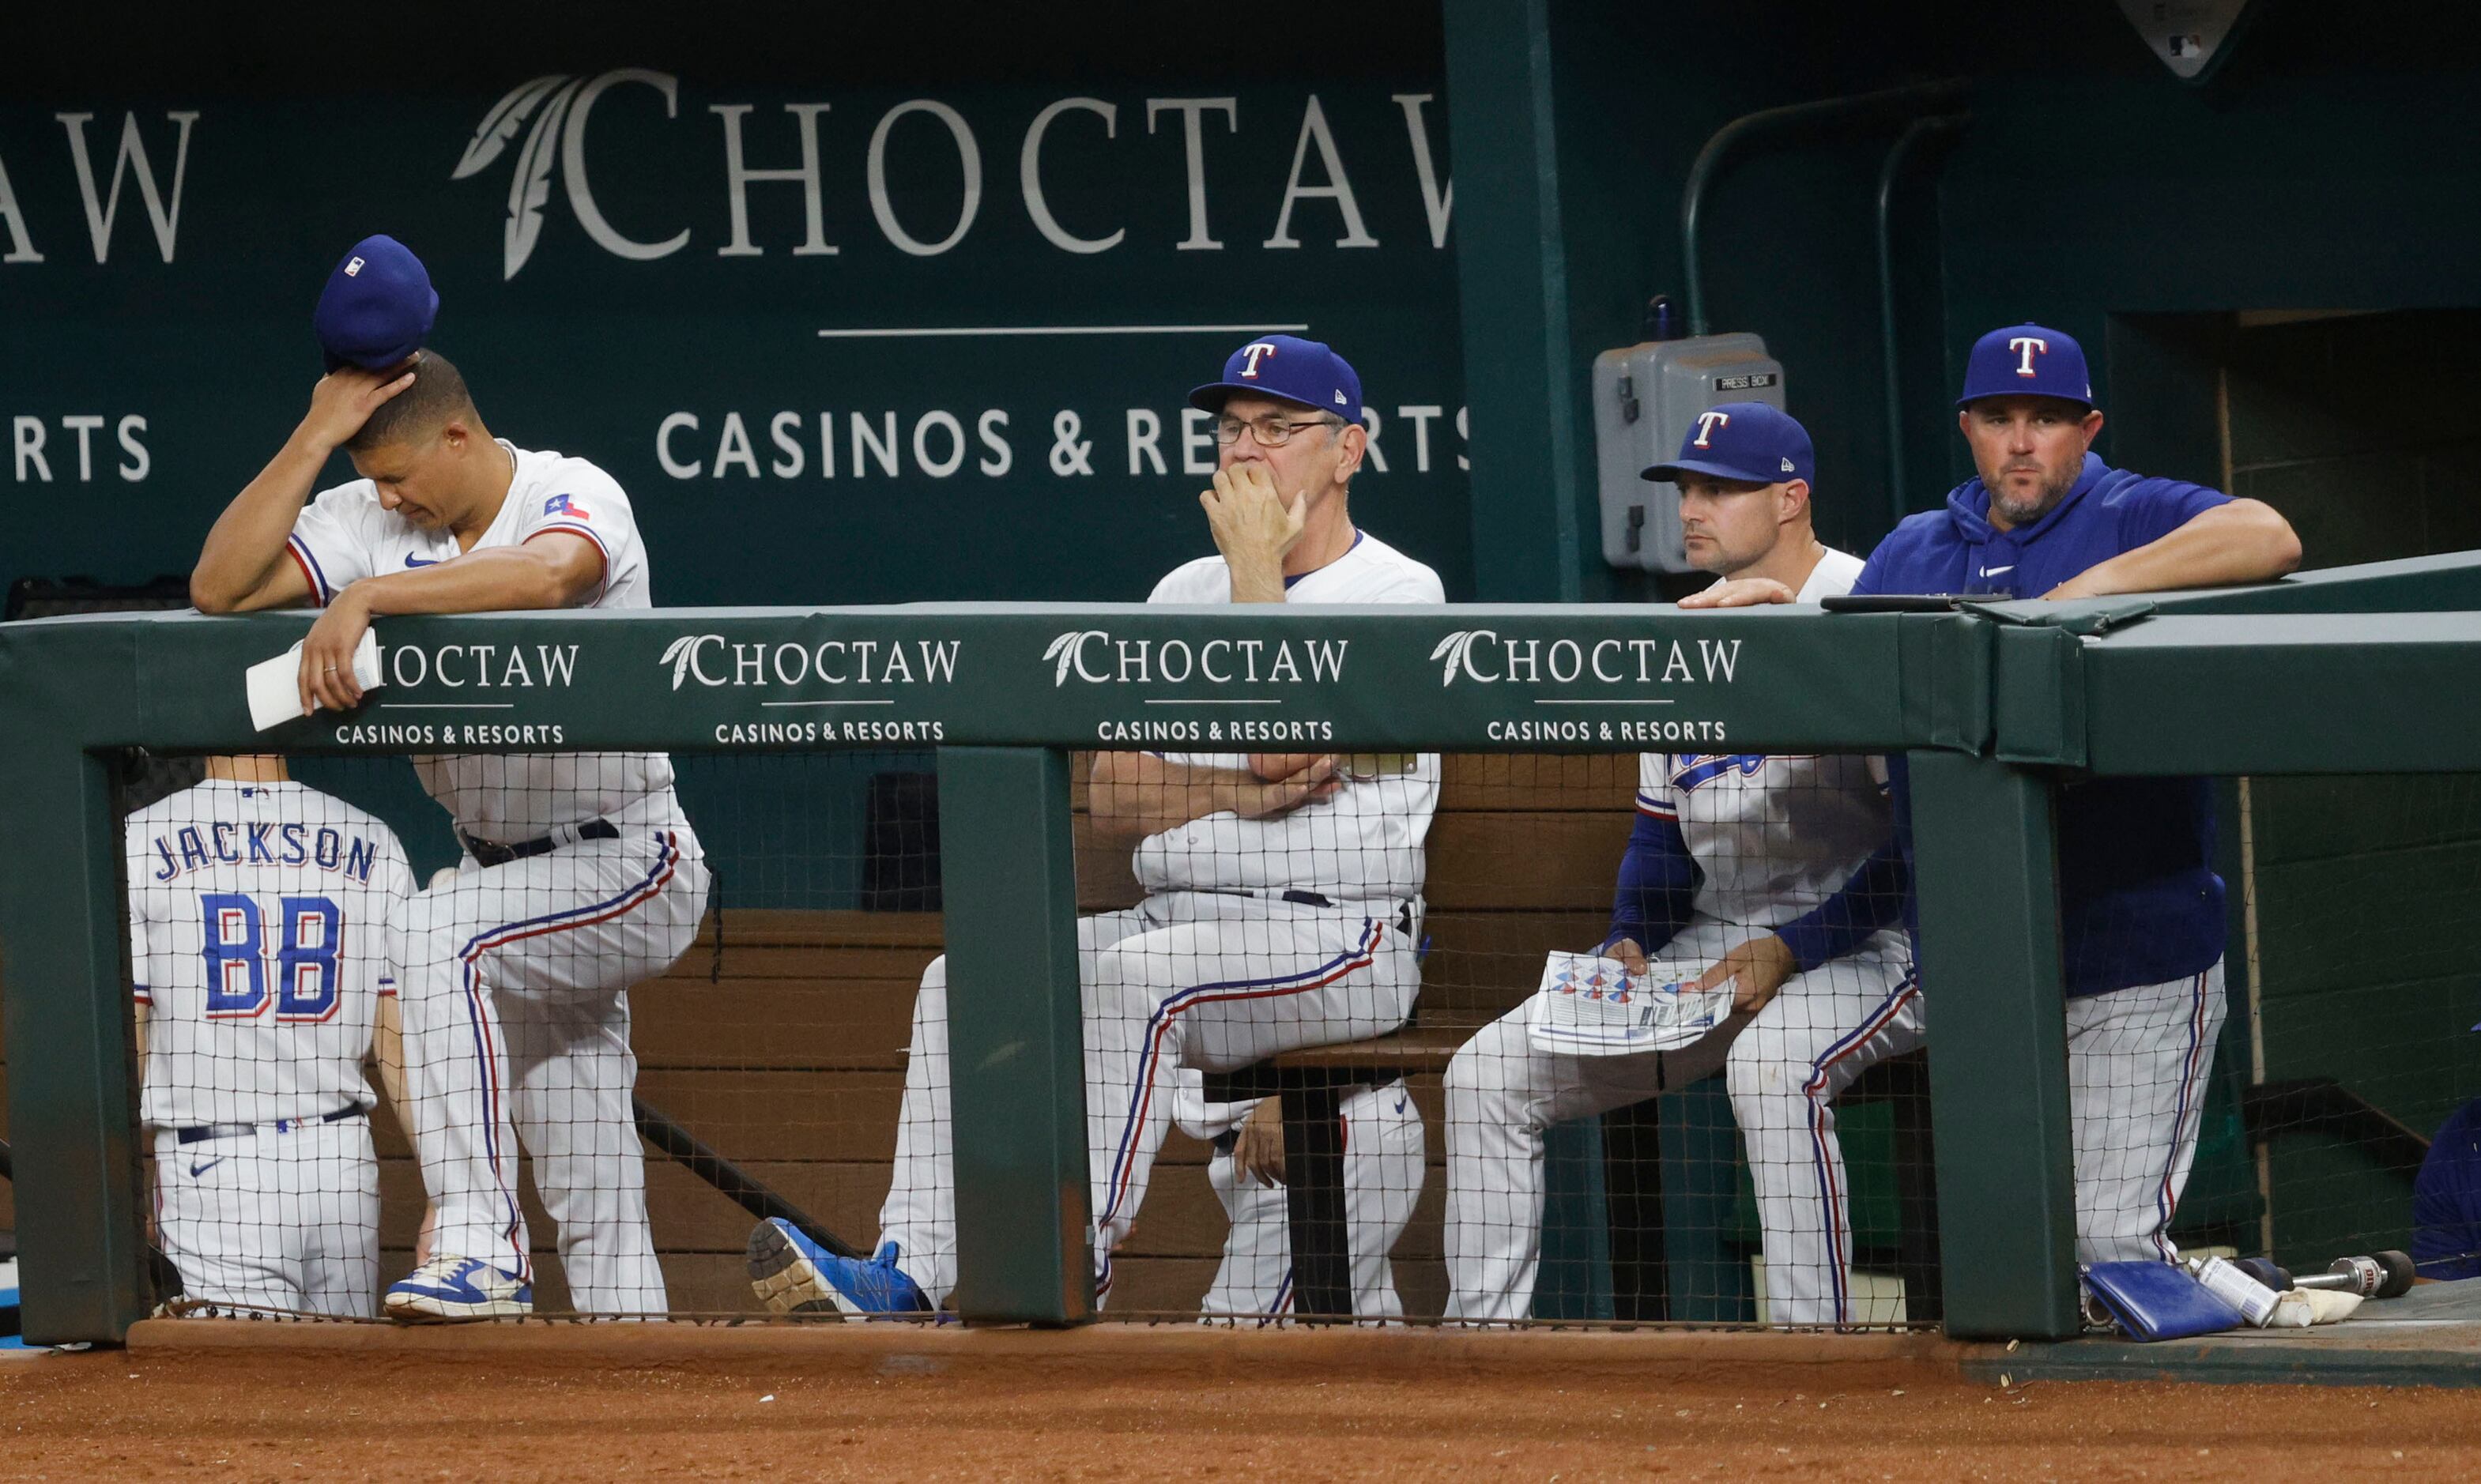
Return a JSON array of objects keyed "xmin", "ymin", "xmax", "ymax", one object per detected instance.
[
  {"xmin": 16, "ymin": 5, "xmax": 2479, "ymax": 610},
  {"xmin": 1, "ymin": 4, "xmax": 1468, "ymax": 607},
  {"xmin": 9, "ymin": 555, "xmax": 2481, "ymax": 1343}
]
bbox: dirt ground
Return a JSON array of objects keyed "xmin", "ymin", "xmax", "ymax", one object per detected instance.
[{"xmin": 2, "ymin": 1322, "xmax": 2477, "ymax": 1482}]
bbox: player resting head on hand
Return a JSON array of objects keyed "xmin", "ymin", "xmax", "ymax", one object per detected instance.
[
  {"xmin": 190, "ymin": 234, "xmax": 613, "ymax": 718},
  {"xmin": 334, "ymin": 350, "xmax": 503, "ymax": 536}
]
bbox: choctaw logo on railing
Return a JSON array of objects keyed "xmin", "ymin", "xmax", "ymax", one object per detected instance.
[
  {"xmin": 1040, "ymin": 629, "xmax": 1349, "ymax": 688},
  {"xmin": 1427, "ymin": 630, "xmax": 1742, "ymax": 687},
  {"xmin": 658, "ymin": 634, "xmax": 961, "ymax": 691}
]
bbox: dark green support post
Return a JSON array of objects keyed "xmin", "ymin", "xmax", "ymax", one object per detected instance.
[
  {"xmin": 0, "ymin": 743, "xmax": 146, "ymax": 1345},
  {"xmin": 1908, "ymin": 750, "xmax": 2081, "ymax": 1339},
  {"xmin": 936, "ymin": 747, "xmax": 1092, "ymax": 1325},
  {"xmin": 1442, "ymin": 0, "xmax": 1587, "ymax": 602}
]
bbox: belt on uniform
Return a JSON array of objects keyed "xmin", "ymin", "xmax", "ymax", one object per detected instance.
[
  {"xmin": 173, "ymin": 1103, "xmax": 366, "ymax": 1146},
  {"xmin": 1202, "ymin": 888, "xmax": 1416, "ymax": 936},
  {"xmin": 462, "ymin": 818, "xmax": 620, "ymax": 868}
]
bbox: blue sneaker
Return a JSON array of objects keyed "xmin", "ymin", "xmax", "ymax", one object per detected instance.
[
  {"xmin": 746, "ymin": 1221, "xmax": 929, "ymax": 1320},
  {"xmin": 383, "ymin": 1256, "xmax": 534, "ymax": 1323}
]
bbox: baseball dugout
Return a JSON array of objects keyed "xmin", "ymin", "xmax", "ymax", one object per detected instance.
[{"xmin": 4, "ymin": 559, "xmax": 2479, "ymax": 1342}]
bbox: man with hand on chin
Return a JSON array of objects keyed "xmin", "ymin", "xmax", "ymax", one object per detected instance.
[{"xmin": 748, "ymin": 336, "xmax": 1442, "ymax": 1320}]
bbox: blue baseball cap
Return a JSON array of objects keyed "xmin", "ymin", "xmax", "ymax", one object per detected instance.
[
  {"xmin": 1189, "ymin": 334, "xmax": 1362, "ymax": 424},
  {"xmin": 314, "ymin": 235, "xmax": 437, "ymax": 372},
  {"xmin": 1642, "ymin": 401, "xmax": 1814, "ymax": 486},
  {"xmin": 1956, "ymin": 322, "xmax": 2096, "ymax": 409}
]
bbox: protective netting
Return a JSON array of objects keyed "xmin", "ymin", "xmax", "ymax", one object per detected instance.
[
  {"xmin": 115, "ymin": 743, "xmax": 1971, "ymax": 1326},
  {"xmin": 864, "ymin": 748, "xmax": 1936, "ymax": 1327},
  {"xmin": 2225, "ymin": 772, "xmax": 2481, "ymax": 1287},
  {"xmin": 115, "ymin": 748, "xmax": 934, "ymax": 1320}
]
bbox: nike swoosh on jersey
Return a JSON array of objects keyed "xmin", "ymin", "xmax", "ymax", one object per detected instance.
[
  {"xmin": 1394, "ymin": 1094, "xmax": 1409, "ymax": 1115},
  {"xmin": 189, "ymin": 1157, "xmax": 227, "ymax": 1178},
  {"xmin": 1979, "ymin": 564, "xmax": 2015, "ymax": 576},
  {"xmin": 404, "ymin": 554, "xmax": 439, "ymax": 568}
]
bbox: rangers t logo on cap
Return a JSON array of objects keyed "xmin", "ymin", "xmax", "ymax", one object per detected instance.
[
  {"xmin": 1642, "ymin": 401, "xmax": 1813, "ymax": 487},
  {"xmin": 1190, "ymin": 334, "xmax": 1363, "ymax": 425}
]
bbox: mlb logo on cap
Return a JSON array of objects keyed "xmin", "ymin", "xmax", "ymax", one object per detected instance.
[
  {"xmin": 1640, "ymin": 401, "xmax": 1814, "ymax": 487},
  {"xmin": 1190, "ymin": 333, "xmax": 1363, "ymax": 425},
  {"xmin": 1956, "ymin": 322, "xmax": 2096, "ymax": 409}
]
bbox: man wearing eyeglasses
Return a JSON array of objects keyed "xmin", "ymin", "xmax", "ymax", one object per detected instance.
[{"xmin": 746, "ymin": 336, "xmax": 1442, "ymax": 1318}]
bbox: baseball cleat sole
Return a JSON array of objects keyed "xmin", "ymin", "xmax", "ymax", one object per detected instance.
[{"xmin": 746, "ymin": 1219, "xmax": 858, "ymax": 1319}]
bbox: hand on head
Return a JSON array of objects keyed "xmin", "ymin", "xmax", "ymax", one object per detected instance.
[{"xmin": 302, "ymin": 363, "xmax": 417, "ymax": 453}]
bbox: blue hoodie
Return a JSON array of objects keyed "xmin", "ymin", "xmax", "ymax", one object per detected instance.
[{"xmin": 1857, "ymin": 453, "xmax": 2230, "ymax": 996}]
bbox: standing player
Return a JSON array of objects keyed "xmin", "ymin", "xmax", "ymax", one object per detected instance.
[
  {"xmin": 189, "ymin": 237, "xmax": 712, "ymax": 1320},
  {"xmin": 1702, "ymin": 324, "xmax": 2300, "ymax": 1264},
  {"xmin": 747, "ymin": 335, "xmax": 1442, "ymax": 1317},
  {"xmin": 127, "ymin": 755, "xmax": 417, "ymax": 1316},
  {"xmin": 1444, "ymin": 405, "xmax": 1914, "ymax": 1325}
]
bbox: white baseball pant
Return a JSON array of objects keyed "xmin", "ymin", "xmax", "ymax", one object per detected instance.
[
  {"xmin": 152, "ymin": 1114, "xmax": 378, "ymax": 1317},
  {"xmin": 1445, "ymin": 940, "xmax": 1915, "ymax": 1327},
  {"xmin": 1196, "ymin": 1077, "xmax": 1425, "ymax": 1323},
  {"xmin": 390, "ymin": 824, "xmax": 709, "ymax": 1313},
  {"xmin": 2068, "ymin": 962, "xmax": 2227, "ymax": 1264},
  {"xmin": 877, "ymin": 892, "xmax": 1420, "ymax": 1309}
]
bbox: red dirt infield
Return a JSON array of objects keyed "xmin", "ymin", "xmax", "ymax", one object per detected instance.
[{"xmin": 0, "ymin": 1320, "xmax": 2472, "ymax": 1480}]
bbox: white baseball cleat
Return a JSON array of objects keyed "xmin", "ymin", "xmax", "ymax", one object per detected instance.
[{"xmin": 383, "ymin": 1256, "xmax": 534, "ymax": 1323}]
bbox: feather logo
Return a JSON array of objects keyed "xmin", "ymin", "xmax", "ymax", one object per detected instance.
[
  {"xmin": 660, "ymin": 634, "xmax": 720, "ymax": 691},
  {"xmin": 1428, "ymin": 630, "xmax": 1492, "ymax": 686},
  {"xmin": 503, "ymin": 79, "xmax": 585, "ymax": 280},
  {"xmin": 452, "ymin": 70, "xmax": 679, "ymax": 281},
  {"xmin": 1043, "ymin": 630, "xmax": 1107, "ymax": 687},
  {"xmin": 452, "ymin": 75, "xmax": 572, "ymax": 183}
]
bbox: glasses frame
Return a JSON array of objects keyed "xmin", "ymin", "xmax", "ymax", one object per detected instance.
[{"xmin": 1212, "ymin": 413, "xmax": 1341, "ymax": 449}]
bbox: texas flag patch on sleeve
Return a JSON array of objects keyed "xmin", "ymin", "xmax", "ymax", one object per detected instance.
[{"xmin": 544, "ymin": 493, "xmax": 590, "ymax": 520}]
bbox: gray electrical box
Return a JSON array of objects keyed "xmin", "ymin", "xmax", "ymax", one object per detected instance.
[{"xmin": 1592, "ymin": 333, "xmax": 1785, "ymax": 573}]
